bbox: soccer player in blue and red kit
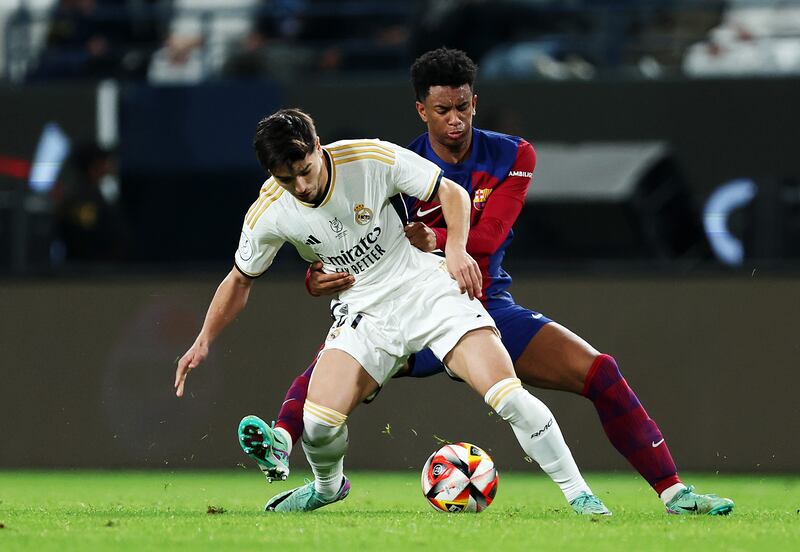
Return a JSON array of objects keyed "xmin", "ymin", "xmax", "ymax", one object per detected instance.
[{"xmin": 240, "ymin": 48, "xmax": 733, "ymax": 515}]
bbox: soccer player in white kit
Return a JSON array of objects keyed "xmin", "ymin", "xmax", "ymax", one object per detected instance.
[{"xmin": 174, "ymin": 108, "xmax": 610, "ymax": 513}]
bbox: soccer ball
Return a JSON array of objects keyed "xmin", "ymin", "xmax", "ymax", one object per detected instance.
[{"xmin": 421, "ymin": 442, "xmax": 498, "ymax": 513}]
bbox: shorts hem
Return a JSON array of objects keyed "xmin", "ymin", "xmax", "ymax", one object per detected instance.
[{"xmin": 428, "ymin": 322, "xmax": 500, "ymax": 366}]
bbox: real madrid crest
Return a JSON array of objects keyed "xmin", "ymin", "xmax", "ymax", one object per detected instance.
[{"xmin": 353, "ymin": 203, "xmax": 373, "ymax": 225}]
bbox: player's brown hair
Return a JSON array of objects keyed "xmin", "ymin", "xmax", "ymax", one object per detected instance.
[{"xmin": 253, "ymin": 108, "xmax": 317, "ymax": 174}]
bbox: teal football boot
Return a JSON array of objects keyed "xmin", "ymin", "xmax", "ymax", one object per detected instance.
[
  {"xmin": 665, "ymin": 485, "xmax": 734, "ymax": 515},
  {"xmin": 238, "ymin": 415, "xmax": 290, "ymax": 482},
  {"xmin": 265, "ymin": 476, "xmax": 351, "ymax": 512},
  {"xmin": 570, "ymin": 492, "xmax": 612, "ymax": 515},
  {"xmin": 569, "ymin": 492, "xmax": 611, "ymax": 516}
]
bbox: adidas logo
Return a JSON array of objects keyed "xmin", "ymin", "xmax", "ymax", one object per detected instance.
[{"xmin": 305, "ymin": 235, "xmax": 322, "ymax": 245}]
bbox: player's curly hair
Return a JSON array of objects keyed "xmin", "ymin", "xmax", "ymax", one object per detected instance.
[
  {"xmin": 411, "ymin": 47, "xmax": 478, "ymax": 102},
  {"xmin": 253, "ymin": 108, "xmax": 317, "ymax": 173}
]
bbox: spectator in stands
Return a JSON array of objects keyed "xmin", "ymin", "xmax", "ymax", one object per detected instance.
[
  {"xmin": 147, "ymin": 0, "xmax": 260, "ymax": 83},
  {"xmin": 33, "ymin": 0, "xmax": 161, "ymax": 80},
  {"xmin": 684, "ymin": 0, "xmax": 800, "ymax": 76},
  {"xmin": 222, "ymin": 0, "xmax": 413, "ymax": 79},
  {"xmin": 56, "ymin": 143, "xmax": 130, "ymax": 262},
  {"xmin": 411, "ymin": 0, "xmax": 592, "ymax": 78},
  {"xmin": 298, "ymin": 0, "xmax": 412, "ymax": 73},
  {"xmin": 221, "ymin": 2, "xmax": 314, "ymax": 82}
]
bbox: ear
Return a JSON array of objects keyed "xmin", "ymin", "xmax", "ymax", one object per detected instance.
[{"xmin": 415, "ymin": 101, "xmax": 427, "ymax": 123}]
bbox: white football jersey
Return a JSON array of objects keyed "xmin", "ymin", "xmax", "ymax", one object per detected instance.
[{"xmin": 235, "ymin": 139, "xmax": 444, "ymax": 311}]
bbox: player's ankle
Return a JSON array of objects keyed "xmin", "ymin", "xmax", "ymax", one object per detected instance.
[
  {"xmin": 274, "ymin": 426, "xmax": 292, "ymax": 454},
  {"xmin": 660, "ymin": 482, "xmax": 687, "ymax": 505}
]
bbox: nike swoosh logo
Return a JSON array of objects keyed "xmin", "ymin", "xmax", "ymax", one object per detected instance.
[
  {"xmin": 416, "ymin": 205, "xmax": 441, "ymax": 217},
  {"xmin": 652, "ymin": 438, "xmax": 665, "ymax": 448},
  {"xmin": 679, "ymin": 502, "xmax": 698, "ymax": 512},
  {"xmin": 531, "ymin": 313, "xmax": 543, "ymax": 319}
]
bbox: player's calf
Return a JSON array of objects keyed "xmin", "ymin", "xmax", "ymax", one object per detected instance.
[
  {"xmin": 582, "ymin": 354, "xmax": 680, "ymax": 494},
  {"xmin": 485, "ymin": 377, "xmax": 605, "ymax": 509}
]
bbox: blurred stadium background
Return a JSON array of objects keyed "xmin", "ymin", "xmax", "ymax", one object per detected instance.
[{"xmin": 1, "ymin": 0, "xmax": 798, "ymax": 476}]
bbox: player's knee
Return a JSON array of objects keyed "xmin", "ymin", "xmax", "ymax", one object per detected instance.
[
  {"xmin": 595, "ymin": 354, "xmax": 622, "ymax": 378},
  {"xmin": 582, "ymin": 353, "xmax": 624, "ymax": 398},
  {"xmin": 302, "ymin": 400, "xmax": 347, "ymax": 445},
  {"xmin": 485, "ymin": 377, "xmax": 554, "ymax": 429},
  {"xmin": 485, "ymin": 377, "xmax": 524, "ymax": 421}
]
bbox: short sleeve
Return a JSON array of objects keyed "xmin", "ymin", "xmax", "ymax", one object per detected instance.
[
  {"xmin": 386, "ymin": 141, "xmax": 443, "ymax": 202},
  {"xmin": 234, "ymin": 188, "xmax": 286, "ymax": 277}
]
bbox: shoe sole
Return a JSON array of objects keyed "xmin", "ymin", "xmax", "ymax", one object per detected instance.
[
  {"xmin": 237, "ymin": 415, "xmax": 289, "ymax": 482},
  {"xmin": 708, "ymin": 503, "xmax": 734, "ymax": 516}
]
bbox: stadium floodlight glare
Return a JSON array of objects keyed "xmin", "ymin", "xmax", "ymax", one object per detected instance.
[
  {"xmin": 28, "ymin": 122, "xmax": 70, "ymax": 193},
  {"xmin": 703, "ymin": 178, "xmax": 757, "ymax": 266}
]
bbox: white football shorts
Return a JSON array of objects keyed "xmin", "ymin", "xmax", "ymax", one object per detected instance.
[{"xmin": 319, "ymin": 263, "xmax": 499, "ymax": 385}]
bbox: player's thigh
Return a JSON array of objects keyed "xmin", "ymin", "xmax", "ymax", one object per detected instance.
[
  {"xmin": 307, "ymin": 348, "xmax": 380, "ymax": 415},
  {"xmin": 444, "ymin": 328, "xmax": 516, "ymax": 397},
  {"xmin": 515, "ymin": 321, "xmax": 599, "ymax": 394}
]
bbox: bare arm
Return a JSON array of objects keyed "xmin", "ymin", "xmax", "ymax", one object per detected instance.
[
  {"xmin": 435, "ymin": 177, "xmax": 482, "ymax": 300},
  {"xmin": 174, "ymin": 267, "xmax": 254, "ymax": 397},
  {"xmin": 306, "ymin": 261, "xmax": 355, "ymax": 296}
]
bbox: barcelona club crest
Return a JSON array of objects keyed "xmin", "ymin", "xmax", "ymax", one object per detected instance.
[
  {"xmin": 472, "ymin": 188, "xmax": 492, "ymax": 211},
  {"xmin": 353, "ymin": 203, "xmax": 373, "ymax": 225}
]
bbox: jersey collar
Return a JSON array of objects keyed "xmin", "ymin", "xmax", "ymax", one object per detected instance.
[
  {"xmin": 426, "ymin": 128, "xmax": 479, "ymax": 169},
  {"xmin": 296, "ymin": 148, "xmax": 336, "ymax": 208}
]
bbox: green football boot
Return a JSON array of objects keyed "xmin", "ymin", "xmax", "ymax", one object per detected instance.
[
  {"xmin": 265, "ymin": 476, "xmax": 351, "ymax": 512},
  {"xmin": 570, "ymin": 492, "xmax": 612, "ymax": 515},
  {"xmin": 665, "ymin": 485, "xmax": 734, "ymax": 515},
  {"xmin": 238, "ymin": 415, "xmax": 290, "ymax": 483}
]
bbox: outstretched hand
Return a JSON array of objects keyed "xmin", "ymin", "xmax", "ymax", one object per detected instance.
[
  {"xmin": 307, "ymin": 261, "xmax": 354, "ymax": 296},
  {"xmin": 174, "ymin": 341, "xmax": 208, "ymax": 397}
]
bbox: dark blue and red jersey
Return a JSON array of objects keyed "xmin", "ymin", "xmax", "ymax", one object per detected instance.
[{"xmin": 405, "ymin": 128, "xmax": 536, "ymax": 307}]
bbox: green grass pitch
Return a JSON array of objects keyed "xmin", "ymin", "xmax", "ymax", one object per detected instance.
[{"xmin": 0, "ymin": 471, "xmax": 797, "ymax": 551}]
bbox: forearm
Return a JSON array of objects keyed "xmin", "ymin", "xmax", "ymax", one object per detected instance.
[
  {"xmin": 196, "ymin": 268, "xmax": 253, "ymax": 346},
  {"xmin": 428, "ymin": 176, "xmax": 530, "ymax": 255},
  {"xmin": 427, "ymin": 139, "xmax": 535, "ymax": 255},
  {"xmin": 435, "ymin": 178, "xmax": 470, "ymax": 253}
]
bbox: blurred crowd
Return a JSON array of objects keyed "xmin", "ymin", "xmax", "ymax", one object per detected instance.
[{"xmin": 2, "ymin": 0, "xmax": 800, "ymax": 84}]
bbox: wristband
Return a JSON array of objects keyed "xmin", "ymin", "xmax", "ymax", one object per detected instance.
[{"xmin": 305, "ymin": 265, "xmax": 320, "ymax": 297}]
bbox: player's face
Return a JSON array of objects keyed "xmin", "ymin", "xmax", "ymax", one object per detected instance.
[
  {"xmin": 271, "ymin": 139, "xmax": 328, "ymax": 203},
  {"xmin": 416, "ymin": 84, "xmax": 477, "ymax": 151}
]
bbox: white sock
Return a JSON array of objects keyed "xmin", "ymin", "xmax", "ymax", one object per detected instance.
[
  {"xmin": 274, "ymin": 427, "xmax": 293, "ymax": 455},
  {"xmin": 302, "ymin": 400, "xmax": 348, "ymax": 499},
  {"xmin": 660, "ymin": 483, "xmax": 687, "ymax": 505},
  {"xmin": 485, "ymin": 378, "xmax": 591, "ymax": 503}
]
